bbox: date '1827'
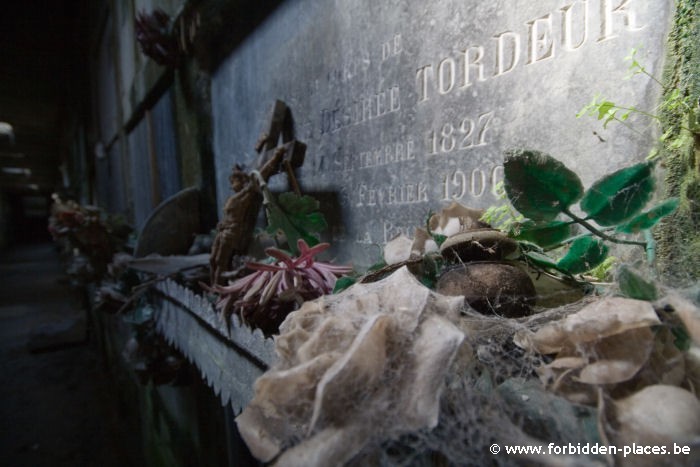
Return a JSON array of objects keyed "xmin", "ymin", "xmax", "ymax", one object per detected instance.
[{"xmin": 426, "ymin": 111, "xmax": 494, "ymax": 155}]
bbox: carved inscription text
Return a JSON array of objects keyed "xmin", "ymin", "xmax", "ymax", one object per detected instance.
[{"xmin": 415, "ymin": 0, "xmax": 645, "ymax": 102}]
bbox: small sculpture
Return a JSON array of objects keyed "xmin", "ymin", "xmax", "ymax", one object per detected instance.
[
  {"xmin": 209, "ymin": 100, "xmax": 306, "ymax": 285},
  {"xmin": 209, "ymin": 150, "xmax": 285, "ymax": 285}
]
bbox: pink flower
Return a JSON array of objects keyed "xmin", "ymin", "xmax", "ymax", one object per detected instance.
[{"xmin": 207, "ymin": 239, "xmax": 352, "ymax": 333}]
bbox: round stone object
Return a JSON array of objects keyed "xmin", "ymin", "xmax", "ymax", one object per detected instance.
[
  {"xmin": 436, "ymin": 262, "xmax": 536, "ymax": 317},
  {"xmin": 440, "ymin": 229, "xmax": 518, "ymax": 262}
]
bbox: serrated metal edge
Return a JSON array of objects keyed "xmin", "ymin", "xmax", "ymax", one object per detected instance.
[
  {"xmin": 152, "ymin": 280, "xmax": 277, "ymax": 411},
  {"xmin": 155, "ymin": 279, "xmax": 277, "ymax": 365}
]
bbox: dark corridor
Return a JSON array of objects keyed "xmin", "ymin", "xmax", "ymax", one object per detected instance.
[{"xmin": 0, "ymin": 243, "xmax": 142, "ymax": 466}]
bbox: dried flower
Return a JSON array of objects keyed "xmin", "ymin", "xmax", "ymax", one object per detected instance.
[
  {"xmin": 207, "ymin": 239, "xmax": 352, "ymax": 334},
  {"xmin": 48, "ymin": 195, "xmax": 130, "ymax": 280},
  {"xmin": 135, "ymin": 9, "xmax": 180, "ymax": 67}
]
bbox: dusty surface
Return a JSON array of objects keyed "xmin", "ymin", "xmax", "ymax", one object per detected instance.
[{"xmin": 0, "ymin": 243, "xmax": 142, "ymax": 467}]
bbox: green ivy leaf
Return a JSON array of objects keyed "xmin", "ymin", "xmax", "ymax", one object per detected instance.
[
  {"xmin": 265, "ymin": 192, "xmax": 328, "ymax": 254},
  {"xmin": 557, "ymin": 237, "xmax": 609, "ymax": 274},
  {"xmin": 616, "ymin": 198, "xmax": 680, "ymax": 233},
  {"xmin": 617, "ymin": 264, "xmax": 658, "ymax": 301},
  {"xmin": 504, "ymin": 149, "xmax": 584, "ymax": 221},
  {"xmin": 580, "ymin": 162, "xmax": 655, "ymax": 226},
  {"xmin": 515, "ymin": 220, "xmax": 575, "ymax": 248}
]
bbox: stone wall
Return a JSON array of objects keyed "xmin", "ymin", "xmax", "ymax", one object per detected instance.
[{"xmin": 210, "ymin": 0, "xmax": 673, "ymax": 268}]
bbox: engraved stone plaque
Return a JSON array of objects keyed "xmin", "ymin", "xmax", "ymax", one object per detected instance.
[{"xmin": 212, "ymin": 0, "xmax": 671, "ymax": 267}]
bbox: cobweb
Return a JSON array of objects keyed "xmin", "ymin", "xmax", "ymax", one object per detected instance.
[
  {"xmin": 238, "ymin": 264, "xmax": 699, "ymax": 466},
  {"xmin": 344, "ymin": 299, "xmax": 600, "ymax": 467}
]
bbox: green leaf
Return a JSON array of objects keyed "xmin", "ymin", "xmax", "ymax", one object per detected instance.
[
  {"xmin": 616, "ymin": 198, "xmax": 680, "ymax": 233},
  {"xmin": 588, "ymin": 256, "xmax": 618, "ymax": 281},
  {"xmin": 480, "ymin": 203, "xmax": 524, "ymax": 235},
  {"xmin": 660, "ymin": 128, "xmax": 675, "ymax": 142},
  {"xmin": 278, "ymin": 192, "xmax": 328, "ymax": 231},
  {"xmin": 265, "ymin": 191, "xmax": 328, "ymax": 254},
  {"xmin": 602, "ymin": 110, "xmax": 617, "ymax": 129},
  {"xmin": 671, "ymin": 325, "xmax": 691, "ymax": 352},
  {"xmin": 665, "ymin": 88, "xmax": 684, "ymax": 111},
  {"xmin": 432, "ymin": 233, "xmax": 447, "ymax": 246},
  {"xmin": 426, "ymin": 210, "xmax": 448, "ymax": 246},
  {"xmin": 333, "ymin": 276, "xmax": 356, "ymax": 293},
  {"xmin": 524, "ymin": 250, "xmax": 560, "ymax": 271},
  {"xmin": 616, "ymin": 264, "xmax": 658, "ymax": 301},
  {"xmin": 515, "ymin": 220, "xmax": 575, "ymax": 248},
  {"xmin": 597, "ymin": 101, "xmax": 616, "ymax": 120},
  {"xmin": 504, "ymin": 149, "xmax": 584, "ymax": 221},
  {"xmin": 576, "ymin": 97, "xmax": 598, "ymax": 118},
  {"xmin": 580, "ymin": 162, "xmax": 655, "ymax": 226},
  {"xmin": 367, "ymin": 260, "xmax": 387, "ymax": 272},
  {"xmin": 557, "ymin": 237, "xmax": 609, "ymax": 274}
]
